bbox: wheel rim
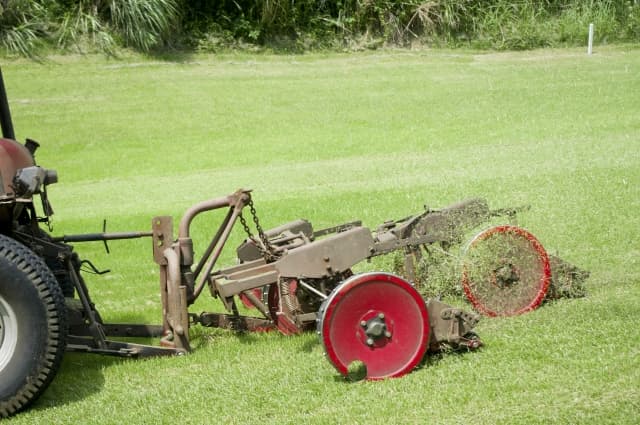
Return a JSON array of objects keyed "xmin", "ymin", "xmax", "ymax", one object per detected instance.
[
  {"xmin": 462, "ymin": 225, "xmax": 551, "ymax": 316},
  {"xmin": 0, "ymin": 293, "xmax": 18, "ymax": 372},
  {"xmin": 319, "ymin": 273, "xmax": 430, "ymax": 380}
]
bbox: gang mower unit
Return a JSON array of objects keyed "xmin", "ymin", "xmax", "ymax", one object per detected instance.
[{"xmin": 0, "ymin": 68, "xmax": 571, "ymax": 417}]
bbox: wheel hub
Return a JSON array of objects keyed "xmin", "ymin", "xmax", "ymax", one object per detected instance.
[
  {"xmin": 359, "ymin": 312, "xmax": 393, "ymax": 347},
  {"xmin": 492, "ymin": 261, "xmax": 520, "ymax": 288},
  {"xmin": 0, "ymin": 294, "xmax": 18, "ymax": 371}
]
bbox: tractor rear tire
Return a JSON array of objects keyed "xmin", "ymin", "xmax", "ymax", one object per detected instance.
[{"xmin": 0, "ymin": 234, "xmax": 66, "ymax": 418}]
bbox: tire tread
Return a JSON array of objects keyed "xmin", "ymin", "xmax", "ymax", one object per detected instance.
[{"xmin": 0, "ymin": 234, "xmax": 67, "ymax": 418}]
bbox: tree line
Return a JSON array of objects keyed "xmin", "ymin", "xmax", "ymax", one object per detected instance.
[{"xmin": 1, "ymin": 0, "xmax": 638, "ymax": 56}]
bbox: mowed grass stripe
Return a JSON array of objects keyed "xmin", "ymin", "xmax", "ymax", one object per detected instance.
[{"xmin": 49, "ymin": 135, "xmax": 635, "ymax": 218}]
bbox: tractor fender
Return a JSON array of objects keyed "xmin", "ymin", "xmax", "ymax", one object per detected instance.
[{"xmin": 0, "ymin": 138, "xmax": 34, "ymax": 197}]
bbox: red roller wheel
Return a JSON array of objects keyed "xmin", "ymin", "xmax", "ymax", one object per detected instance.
[
  {"xmin": 318, "ymin": 272, "xmax": 430, "ymax": 380},
  {"xmin": 462, "ymin": 225, "xmax": 551, "ymax": 317}
]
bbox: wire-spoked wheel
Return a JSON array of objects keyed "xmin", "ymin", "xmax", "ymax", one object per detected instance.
[
  {"xmin": 318, "ymin": 272, "xmax": 430, "ymax": 380},
  {"xmin": 462, "ymin": 225, "xmax": 551, "ymax": 317}
]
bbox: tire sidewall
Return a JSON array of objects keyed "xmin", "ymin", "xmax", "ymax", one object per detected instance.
[
  {"xmin": 0, "ymin": 234, "xmax": 66, "ymax": 417},
  {"xmin": 0, "ymin": 261, "xmax": 50, "ymax": 400}
]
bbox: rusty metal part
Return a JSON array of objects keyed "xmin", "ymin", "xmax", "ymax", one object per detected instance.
[
  {"xmin": 275, "ymin": 227, "xmax": 374, "ymax": 278},
  {"xmin": 206, "ymin": 196, "xmax": 550, "ymax": 335},
  {"xmin": 236, "ymin": 219, "xmax": 362, "ymax": 263},
  {"xmin": 239, "ymin": 287, "xmax": 265, "ymax": 309},
  {"xmin": 195, "ymin": 312, "xmax": 275, "ymax": 332},
  {"xmin": 239, "ymin": 199, "xmax": 278, "ymax": 262},
  {"xmin": 425, "ymin": 299, "xmax": 482, "ymax": 351},
  {"xmin": 237, "ymin": 219, "xmax": 313, "ymax": 262},
  {"xmin": 410, "ymin": 198, "xmax": 491, "ymax": 240},
  {"xmin": 59, "ymin": 248, "xmax": 186, "ymax": 357},
  {"xmin": 265, "ymin": 278, "xmax": 329, "ymax": 334},
  {"xmin": 183, "ymin": 190, "xmax": 252, "ymax": 300},
  {"xmin": 238, "ymin": 287, "xmax": 271, "ymax": 318},
  {"xmin": 212, "ymin": 263, "xmax": 278, "ymax": 301},
  {"xmin": 51, "ymin": 230, "xmax": 153, "ymax": 244},
  {"xmin": 66, "ymin": 336, "xmax": 183, "ymax": 357},
  {"xmin": 159, "ymin": 247, "xmax": 190, "ymax": 350},
  {"xmin": 371, "ymin": 198, "xmax": 490, "ymax": 256}
]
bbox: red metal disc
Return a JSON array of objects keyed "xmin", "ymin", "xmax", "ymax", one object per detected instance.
[
  {"xmin": 462, "ymin": 225, "xmax": 551, "ymax": 317},
  {"xmin": 319, "ymin": 272, "xmax": 430, "ymax": 380}
]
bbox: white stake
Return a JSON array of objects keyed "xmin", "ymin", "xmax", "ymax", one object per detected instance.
[{"xmin": 588, "ymin": 23, "xmax": 594, "ymax": 55}]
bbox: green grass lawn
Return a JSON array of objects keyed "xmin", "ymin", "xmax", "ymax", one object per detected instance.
[{"xmin": 3, "ymin": 45, "xmax": 639, "ymax": 424}]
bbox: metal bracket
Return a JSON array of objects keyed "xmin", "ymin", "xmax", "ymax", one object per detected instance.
[
  {"xmin": 426, "ymin": 299, "xmax": 482, "ymax": 352},
  {"xmin": 152, "ymin": 216, "xmax": 173, "ymax": 265}
]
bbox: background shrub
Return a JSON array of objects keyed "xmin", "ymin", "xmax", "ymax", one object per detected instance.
[{"xmin": 0, "ymin": 0, "xmax": 638, "ymax": 56}]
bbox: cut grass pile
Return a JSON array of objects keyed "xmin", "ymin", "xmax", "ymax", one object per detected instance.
[{"xmin": 2, "ymin": 45, "xmax": 639, "ymax": 424}]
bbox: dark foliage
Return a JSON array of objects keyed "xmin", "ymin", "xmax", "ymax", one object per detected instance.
[{"xmin": 0, "ymin": 0, "xmax": 638, "ymax": 56}]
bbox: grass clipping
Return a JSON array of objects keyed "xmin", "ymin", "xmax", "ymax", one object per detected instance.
[{"xmin": 391, "ymin": 245, "xmax": 588, "ymax": 304}]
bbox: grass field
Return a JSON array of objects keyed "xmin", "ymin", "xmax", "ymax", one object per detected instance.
[{"xmin": 2, "ymin": 45, "xmax": 639, "ymax": 424}]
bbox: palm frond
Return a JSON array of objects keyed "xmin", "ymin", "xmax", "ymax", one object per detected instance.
[
  {"xmin": 0, "ymin": 0, "xmax": 49, "ymax": 57},
  {"xmin": 56, "ymin": 2, "xmax": 116, "ymax": 54},
  {"xmin": 109, "ymin": 0, "xmax": 179, "ymax": 51}
]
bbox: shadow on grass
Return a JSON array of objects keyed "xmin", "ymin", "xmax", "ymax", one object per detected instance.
[
  {"xmin": 327, "ymin": 346, "xmax": 483, "ymax": 383},
  {"xmin": 188, "ymin": 323, "xmax": 278, "ymax": 348},
  {"xmin": 31, "ymin": 352, "xmax": 120, "ymax": 413},
  {"xmin": 418, "ymin": 346, "xmax": 479, "ymax": 371},
  {"xmin": 30, "ymin": 314, "xmax": 170, "ymax": 413},
  {"xmin": 231, "ymin": 328, "xmax": 322, "ymax": 351},
  {"xmin": 299, "ymin": 334, "xmax": 321, "ymax": 353}
]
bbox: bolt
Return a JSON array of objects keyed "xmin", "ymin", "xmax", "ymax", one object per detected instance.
[
  {"xmin": 360, "ymin": 320, "xmax": 367, "ymax": 328},
  {"xmin": 366, "ymin": 338, "xmax": 374, "ymax": 346},
  {"xmin": 378, "ymin": 313, "xmax": 385, "ymax": 320},
  {"xmin": 384, "ymin": 331, "xmax": 392, "ymax": 338}
]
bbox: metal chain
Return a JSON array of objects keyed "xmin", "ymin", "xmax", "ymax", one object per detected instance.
[
  {"xmin": 239, "ymin": 199, "xmax": 278, "ymax": 262},
  {"xmin": 238, "ymin": 213, "xmax": 259, "ymax": 246}
]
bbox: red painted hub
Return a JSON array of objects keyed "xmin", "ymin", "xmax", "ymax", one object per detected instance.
[
  {"xmin": 462, "ymin": 225, "xmax": 551, "ymax": 317},
  {"xmin": 319, "ymin": 273, "xmax": 430, "ymax": 380}
]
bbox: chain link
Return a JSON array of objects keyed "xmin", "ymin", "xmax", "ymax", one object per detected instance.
[{"xmin": 239, "ymin": 199, "xmax": 278, "ymax": 262}]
